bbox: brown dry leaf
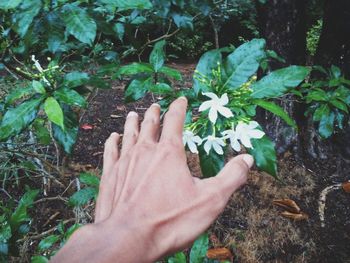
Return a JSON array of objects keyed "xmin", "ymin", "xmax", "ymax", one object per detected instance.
[
  {"xmin": 281, "ymin": 211, "xmax": 309, "ymax": 221},
  {"xmin": 206, "ymin": 248, "xmax": 233, "ymax": 261},
  {"xmin": 342, "ymin": 181, "xmax": 350, "ymax": 193},
  {"xmin": 273, "ymin": 199, "xmax": 301, "ymax": 213}
]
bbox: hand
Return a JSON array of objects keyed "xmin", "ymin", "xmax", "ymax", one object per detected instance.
[{"xmin": 52, "ymin": 97, "xmax": 253, "ymax": 263}]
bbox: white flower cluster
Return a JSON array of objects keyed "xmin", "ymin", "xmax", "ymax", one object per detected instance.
[{"xmin": 183, "ymin": 92, "xmax": 265, "ymax": 155}]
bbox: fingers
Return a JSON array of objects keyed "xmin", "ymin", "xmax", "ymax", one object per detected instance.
[
  {"xmin": 138, "ymin": 103, "xmax": 161, "ymax": 143},
  {"xmin": 160, "ymin": 97, "xmax": 188, "ymax": 143},
  {"xmin": 95, "ymin": 133, "xmax": 120, "ymax": 223},
  {"xmin": 202, "ymin": 154, "xmax": 253, "ymax": 201},
  {"xmin": 121, "ymin": 111, "xmax": 139, "ymax": 156}
]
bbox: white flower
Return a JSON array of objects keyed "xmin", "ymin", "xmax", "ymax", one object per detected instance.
[
  {"xmin": 222, "ymin": 121, "xmax": 265, "ymax": 151},
  {"xmin": 183, "ymin": 130, "xmax": 202, "ymax": 154},
  {"xmin": 203, "ymin": 135, "xmax": 226, "ymax": 155},
  {"xmin": 199, "ymin": 92, "xmax": 233, "ymax": 124},
  {"xmin": 31, "ymin": 55, "xmax": 44, "ymax": 72}
]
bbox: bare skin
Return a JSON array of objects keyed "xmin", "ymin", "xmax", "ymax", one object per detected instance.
[{"xmin": 51, "ymin": 97, "xmax": 253, "ymax": 263}]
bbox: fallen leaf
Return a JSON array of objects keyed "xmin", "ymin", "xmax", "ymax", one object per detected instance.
[
  {"xmin": 273, "ymin": 199, "xmax": 301, "ymax": 213},
  {"xmin": 206, "ymin": 248, "xmax": 233, "ymax": 261},
  {"xmin": 342, "ymin": 181, "xmax": 350, "ymax": 193},
  {"xmin": 281, "ymin": 211, "xmax": 309, "ymax": 221},
  {"xmin": 81, "ymin": 124, "xmax": 93, "ymax": 130}
]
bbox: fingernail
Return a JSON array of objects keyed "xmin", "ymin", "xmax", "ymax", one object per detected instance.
[
  {"xmin": 242, "ymin": 154, "xmax": 254, "ymax": 169},
  {"xmin": 151, "ymin": 103, "xmax": 160, "ymax": 108},
  {"xmin": 127, "ymin": 111, "xmax": 138, "ymax": 118},
  {"xmin": 111, "ymin": 132, "xmax": 119, "ymax": 136},
  {"xmin": 178, "ymin": 96, "xmax": 187, "ymax": 102}
]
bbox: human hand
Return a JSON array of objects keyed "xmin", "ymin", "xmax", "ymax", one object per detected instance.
[{"xmin": 52, "ymin": 97, "xmax": 253, "ymax": 263}]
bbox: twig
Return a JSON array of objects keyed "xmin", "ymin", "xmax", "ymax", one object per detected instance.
[
  {"xmin": 319, "ymin": 183, "xmax": 342, "ymax": 227},
  {"xmin": 33, "ymin": 196, "xmax": 68, "ymax": 205},
  {"xmin": 0, "ymin": 187, "xmax": 14, "ymax": 200}
]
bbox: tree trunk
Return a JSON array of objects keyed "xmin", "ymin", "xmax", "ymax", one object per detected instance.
[
  {"xmin": 310, "ymin": 0, "xmax": 350, "ymax": 159},
  {"xmin": 255, "ymin": 0, "xmax": 307, "ymax": 154}
]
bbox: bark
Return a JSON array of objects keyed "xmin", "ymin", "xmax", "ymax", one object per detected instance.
[{"xmin": 255, "ymin": 0, "xmax": 307, "ymax": 154}]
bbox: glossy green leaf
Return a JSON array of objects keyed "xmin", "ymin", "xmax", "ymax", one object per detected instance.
[
  {"xmin": 52, "ymin": 110, "xmax": 78, "ymax": 154},
  {"xmin": 172, "ymin": 13, "xmax": 193, "ymax": 30},
  {"xmin": 0, "ymin": 0, "xmax": 22, "ymax": 9},
  {"xmin": 313, "ymin": 104, "xmax": 330, "ymax": 122},
  {"xmin": 189, "ymin": 233, "xmax": 209, "ymax": 263},
  {"xmin": 31, "ymin": 256, "xmax": 49, "ymax": 263},
  {"xmin": 63, "ymin": 72, "xmax": 89, "ymax": 88},
  {"xmin": 305, "ymin": 89, "xmax": 328, "ymax": 103},
  {"xmin": 193, "ymin": 50, "xmax": 222, "ymax": 95},
  {"xmin": 335, "ymin": 86, "xmax": 350, "ymax": 104},
  {"xmin": 149, "ymin": 83, "xmax": 172, "ymax": 94},
  {"xmin": 199, "ymin": 149, "xmax": 224, "ymax": 178},
  {"xmin": 5, "ymin": 87, "xmax": 33, "ymax": 105},
  {"xmin": 0, "ymin": 222, "xmax": 11, "ymax": 242},
  {"xmin": 159, "ymin": 66, "xmax": 182, "ymax": 81},
  {"xmin": 115, "ymin": 63, "xmax": 154, "ymax": 78},
  {"xmin": 44, "ymin": 97, "xmax": 64, "ymax": 129},
  {"xmin": 0, "ymin": 97, "xmax": 42, "ymax": 141},
  {"xmin": 224, "ymin": 38, "xmax": 265, "ymax": 90},
  {"xmin": 115, "ymin": 0, "xmax": 152, "ymax": 11},
  {"xmin": 168, "ymin": 252, "xmax": 186, "ymax": 263},
  {"xmin": 125, "ymin": 77, "xmax": 153, "ymax": 103},
  {"xmin": 149, "ymin": 40, "xmax": 166, "ymax": 72},
  {"xmin": 251, "ymin": 66, "xmax": 311, "ymax": 99},
  {"xmin": 330, "ymin": 99, "xmax": 348, "ymax": 113},
  {"xmin": 12, "ymin": 0, "xmax": 42, "ymax": 37},
  {"xmin": 69, "ymin": 187, "xmax": 98, "ymax": 207},
  {"xmin": 319, "ymin": 111, "xmax": 335, "ymax": 138},
  {"xmin": 61, "ymin": 4, "xmax": 96, "ymax": 45},
  {"xmin": 247, "ymin": 136, "xmax": 277, "ymax": 177},
  {"xmin": 330, "ymin": 65, "xmax": 341, "ymax": 79},
  {"xmin": 32, "ymin": 80, "xmax": 46, "ymax": 94},
  {"xmin": 254, "ymin": 100, "xmax": 297, "ymax": 128},
  {"xmin": 80, "ymin": 173, "xmax": 100, "ymax": 187},
  {"xmin": 38, "ymin": 235, "xmax": 60, "ymax": 251},
  {"xmin": 54, "ymin": 88, "xmax": 87, "ymax": 108},
  {"xmin": 113, "ymin": 23, "xmax": 125, "ymax": 41},
  {"xmin": 33, "ymin": 119, "xmax": 51, "ymax": 145}
]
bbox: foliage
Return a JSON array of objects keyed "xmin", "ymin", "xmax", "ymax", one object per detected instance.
[
  {"xmin": 31, "ymin": 222, "xmax": 81, "ymax": 261},
  {"xmin": 306, "ymin": 19, "xmax": 323, "ymax": 56},
  {"xmin": 302, "ymin": 65, "xmax": 350, "ymax": 138},
  {"xmin": 0, "ymin": 188, "xmax": 39, "ymax": 260},
  {"xmin": 69, "ymin": 173, "xmax": 100, "ymax": 207}
]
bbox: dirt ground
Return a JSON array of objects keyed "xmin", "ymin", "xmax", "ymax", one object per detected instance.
[{"xmin": 3, "ymin": 63, "xmax": 348, "ymax": 262}]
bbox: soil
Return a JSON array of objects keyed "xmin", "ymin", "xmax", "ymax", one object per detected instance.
[{"xmin": 2, "ymin": 62, "xmax": 350, "ymax": 262}]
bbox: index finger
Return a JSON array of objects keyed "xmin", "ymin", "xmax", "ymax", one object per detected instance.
[{"xmin": 160, "ymin": 97, "xmax": 187, "ymax": 143}]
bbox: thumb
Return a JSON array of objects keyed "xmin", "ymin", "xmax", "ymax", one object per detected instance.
[{"xmin": 203, "ymin": 154, "xmax": 253, "ymax": 199}]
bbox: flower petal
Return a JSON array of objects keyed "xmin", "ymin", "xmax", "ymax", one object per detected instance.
[
  {"xmin": 208, "ymin": 107, "xmax": 218, "ymax": 123},
  {"xmin": 204, "ymin": 140, "xmax": 212, "ymax": 154},
  {"xmin": 217, "ymin": 106, "xmax": 233, "ymax": 118},
  {"xmin": 248, "ymin": 121, "xmax": 259, "ymax": 129},
  {"xmin": 231, "ymin": 138, "xmax": 241, "ymax": 152},
  {"xmin": 212, "ymin": 142, "xmax": 224, "ymax": 155},
  {"xmin": 248, "ymin": 129, "xmax": 265, "ymax": 139},
  {"xmin": 240, "ymin": 134, "xmax": 253, "ymax": 148},
  {"xmin": 198, "ymin": 101, "xmax": 212, "ymax": 112},
  {"xmin": 202, "ymin": 92, "xmax": 218, "ymax": 100},
  {"xmin": 193, "ymin": 135, "xmax": 203, "ymax": 145},
  {"xmin": 219, "ymin": 93, "xmax": 229, "ymax": 105},
  {"xmin": 188, "ymin": 140, "xmax": 198, "ymax": 154}
]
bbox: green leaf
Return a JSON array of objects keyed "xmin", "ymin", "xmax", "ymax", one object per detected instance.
[
  {"xmin": 149, "ymin": 83, "xmax": 172, "ymax": 94},
  {"xmin": 31, "ymin": 256, "xmax": 49, "ymax": 263},
  {"xmin": 79, "ymin": 173, "xmax": 100, "ymax": 187},
  {"xmin": 168, "ymin": 252, "xmax": 186, "ymax": 263},
  {"xmin": 61, "ymin": 4, "xmax": 96, "ymax": 45},
  {"xmin": 125, "ymin": 77, "xmax": 153, "ymax": 103},
  {"xmin": 313, "ymin": 104, "xmax": 330, "ymax": 122},
  {"xmin": 172, "ymin": 13, "xmax": 193, "ymax": 30},
  {"xmin": 159, "ymin": 66, "xmax": 182, "ymax": 81},
  {"xmin": 247, "ymin": 136, "xmax": 277, "ymax": 177},
  {"xmin": 199, "ymin": 149, "xmax": 224, "ymax": 178},
  {"xmin": 69, "ymin": 187, "xmax": 98, "ymax": 207},
  {"xmin": 54, "ymin": 88, "xmax": 87, "ymax": 108},
  {"xmin": 319, "ymin": 111, "xmax": 335, "ymax": 138},
  {"xmin": 224, "ymin": 38, "xmax": 266, "ymax": 90},
  {"xmin": 193, "ymin": 50, "xmax": 222, "ymax": 95},
  {"xmin": 189, "ymin": 233, "xmax": 209, "ymax": 263},
  {"xmin": 330, "ymin": 65, "xmax": 341, "ymax": 79},
  {"xmin": 32, "ymin": 81, "xmax": 46, "ymax": 94},
  {"xmin": 10, "ymin": 189, "xmax": 39, "ymax": 229},
  {"xmin": 330, "ymin": 99, "xmax": 348, "ymax": 113},
  {"xmin": 64, "ymin": 224, "xmax": 82, "ymax": 240},
  {"xmin": 251, "ymin": 66, "xmax": 311, "ymax": 99},
  {"xmin": 52, "ymin": 110, "xmax": 78, "ymax": 154},
  {"xmin": 115, "ymin": 63, "xmax": 154, "ymax": 78},
  {"xmin": 44, "ymin": 97, "xmax": 64, "ymax": 129},
  {"xmin": 149, "ymin": 40, "xmax": 166, "ymax": 72},
  {"xmin": 0, "ymin": 97, "xmax": 42, "ymax": 141},
  {"xmin": 115, "ymin": 0, "xmax": 152, "ymax": 11},
  {"xmin": 113, "ymin": 23, "xmax": 125, "ymax": 41},
  {"xmin": 305, "ymin": 89, "xmax": 328, "ymax": 102},
  {"xmin": 63, "ymin": 72, "xmax": 89, "ymax": 88},
  {"xmin": 0, "ymin": 222, "xmax": 11, "ymax": 242},
  {"xmin": 38, "ymin": 235, "xmax": 60, "ymax": 251},
  {"xmin": 5, "ymin": 87, "xmax": 34, "ymax": 105},
  {"xmin": 12, "ymin": 0, "xmax": 42, "ymax": 37},
  {"xmin": 254, "ymin": 100, "xmax": 297, "ymax": 128},
  {"xmin": 0, "ymin": 243, "xmax": 8, "ymax": 256},
  {"xmin": 0, "ymin": 0, "xmax": 22, "ymax": 9},
  {"xmin": 335, "ymin": 86, "xmax": 350, "ymax": 104},
  {"xmin": 33, "ymin": 119, "xmax": 51, "ymax": 145}
]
